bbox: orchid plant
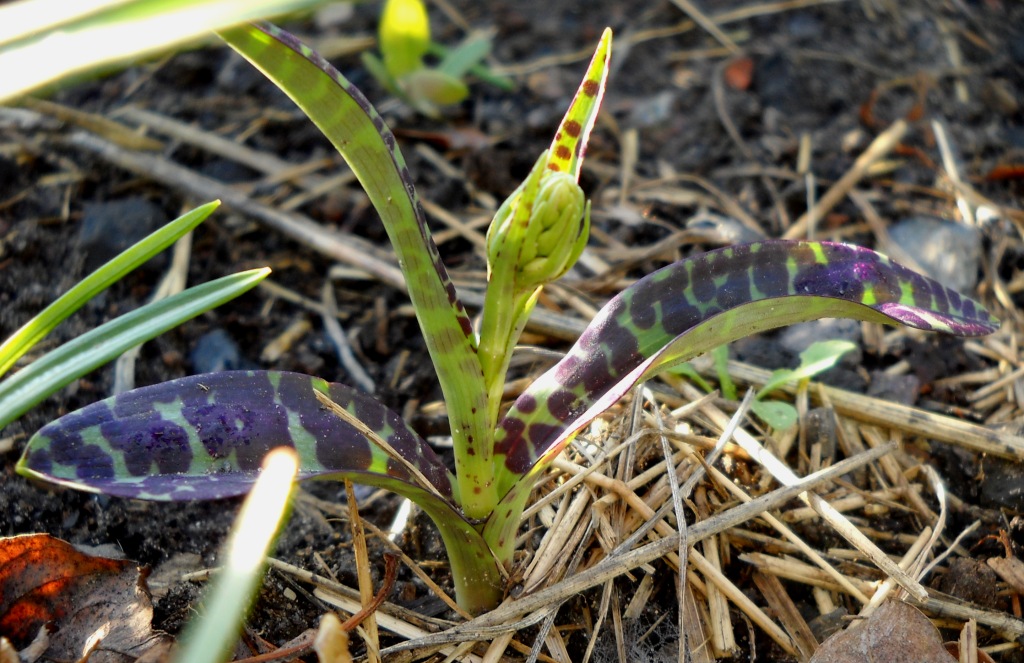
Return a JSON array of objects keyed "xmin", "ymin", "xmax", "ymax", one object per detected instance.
[{"xmin": 16, "ymin": 23, "xmax": 999, "ymax": 614}]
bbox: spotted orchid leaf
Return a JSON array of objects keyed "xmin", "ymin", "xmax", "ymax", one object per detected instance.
[
  {"xmin": 18, "ymin": 371, "xmax": 454, "ymax": 502},
  {"xmin": 216, "ymin": 24, "xmax": 494, "ymax": 518},
  {"xmin": 545, "ymin": 27, "xmax": 611, "ymax": 180},
  {"xmin": 483, "ymin": 240, "xmax": 998, "ymax": 553},
  {"xmin": 18, "ymin": 370, "xmax": 505, "ymax": 609}
]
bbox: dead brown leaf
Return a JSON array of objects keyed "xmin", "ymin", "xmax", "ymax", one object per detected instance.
[
  {"xmin": 809, "ymin": 600, "xmax": 956, "ymax": 663},
  {"xmin": 0, "ymin": 534, "xmax": 171, "ymax": 662}
]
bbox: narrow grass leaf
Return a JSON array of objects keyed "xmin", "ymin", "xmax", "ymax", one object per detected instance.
[
  {"xmin": 0, "ymin": 201, "xmax": 219, "ymax": 378},
  {"xmin": 0, "ymin": 268, "xmax": 269, "ymax": 430}
]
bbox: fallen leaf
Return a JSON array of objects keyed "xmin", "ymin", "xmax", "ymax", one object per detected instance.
[
  {"xmin": 0, "ymin": 534, "xmax": 171, "ymax": 662},
  {"xmin": 808, "ymin": 600, "xmax": 956, "ymax": 663}
]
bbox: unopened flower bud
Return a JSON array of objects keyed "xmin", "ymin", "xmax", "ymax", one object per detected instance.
[
  {"xmin": 518, "ymin": 171, "xmax": 587, "ymax": 285},
  {"xmin": 486, "ymin": 152, "xmax": 589, "ymax": 292}
]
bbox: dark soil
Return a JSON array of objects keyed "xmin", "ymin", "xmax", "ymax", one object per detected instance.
[{"xmin": 2, "ymin": 0, "xmax": 1023, "ymax": 660}]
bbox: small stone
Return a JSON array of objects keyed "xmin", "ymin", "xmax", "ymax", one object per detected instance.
[
  {"xmin": 787, "ymin": 13, "xmax": 822, "ymax": 40},
  {"xmin": 808, "ymin": 607, "xmax": 848, "ymax": 643},
  {"xmin": 627, "ymin": 90, "xmax": 676, "ymax": 128},
  {"xmin": 888, "ymin": 216, "xmax": 982, "ymax": 293},
  {"xmin": 190, "ymin": 329, "xmax": 244, "ymax": 374},
  {"xmin": 199, "ymin": 158, "xmax": 257, "ymax": 184},
  {"xmin": 866, "ymin": 371, "xmax": 920, "ymax": 406},
  {"xmin": 77, "ymin": 197, "xmax": 169, "ymax": 272}
]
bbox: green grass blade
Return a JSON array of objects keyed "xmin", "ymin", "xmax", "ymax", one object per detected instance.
[
  {"xmin": 0, "ymin": 201, "xmax": 219, "ymax": 379},
  {"xmin": 174, "ymin": 447, "xmax": 298, "ymax": 663},
  {"xmin": 0, "ymin": 268, "xmax": 269, "ymax": 430},
  {"xmin": 0, "ymin": 0, "xmax": 327, "ymax": 102}
]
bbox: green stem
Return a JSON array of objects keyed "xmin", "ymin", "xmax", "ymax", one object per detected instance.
[{"xmin": 422, "ymin": 503, "xmax": 504, "ymax": 614}]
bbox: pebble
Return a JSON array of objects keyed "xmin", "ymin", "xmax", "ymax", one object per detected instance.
[
  {"xmin": 626, "ymin": 90, "xmax": 676, "ymax": 128},
  {"xmin": 77, "ymin": 197, "xmax": 169, "ymax": 272},
  {"xmin": 866, "ymin": 371, "xmax": 920, "ymax": 406},
  {"xmin": 888, "ymin": 216, "xmax": 982, "ymax": 293},
  {"xmin": 190, "ymin": 328, "xmax": 244, "ymax": 373},
  {"xmin": 787, "ymin": 13, "xmax": 822, "ymax": 40},
  {"xmin": 199, "ymin": 158, "xmax": 257, "ymax": 184},
  {"xmin": 936, "ymin": 558, "xmax": 1001, "ymax": 610}
]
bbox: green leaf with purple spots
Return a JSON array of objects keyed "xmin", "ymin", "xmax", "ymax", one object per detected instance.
[
  {"xmin": 18, "ymin": 370, "xmax": 505, "ymax": 609},
  {"xmin": 18, "ymin": 371, "xmax": 453, "ymax": 502},
  {"xmin": 216, "ymin": 23, "xmax": 494, "ymax": 518},
  {"xmin": 482, "ymin": 240, "xmax": 997, "ymax": 553}
]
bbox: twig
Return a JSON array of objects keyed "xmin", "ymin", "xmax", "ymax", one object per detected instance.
[
  {"xmin": 668, "ymin": 0, "xmax": 741, "ymax": 53},
  {"xmin": 784, "ymin": 120, "xmax": 908, "ymax": 239},
  {"xmin": 320, "ymin": 280, "xmax": 375, "ymax": 393},
  {"xmin": 376, "ymin": 446, "xmax": 894, "ymax": 656},
  {"xmin": 710, "ymin": 59, "xmax": 789, "ymax": 229},
  {"xmin": 751, "ymin": 571, "xmax": 817, "ymax": 659},
  {"xmin": 718, "ymin": 358, "xmax": 1024, "ymax": 461},
  {"xmin": 677, "ymin": 381, "xmax": 929, "ymax": 601},
  {"xmin": 295, "ymin": 492, "xmax": 469, "ymax": 619},
  {"xmin": 63, "ymin": 130, "xmax": 407, "ymax": 289},
  {"xmin": 115, "ymin": 105, "xmax": 334, "ymax": 192},
  {"xmin": 345, "ymin": 480, "xmax": 381, "ymax": 663},
  {"xmin": 705, "ymin": 463, "xmax": 871, "ymax": 603}
]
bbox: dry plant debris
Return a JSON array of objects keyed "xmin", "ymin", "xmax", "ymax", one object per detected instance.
[
  {"xmin": 0, "ymin": 534, "xmax": 170, "ymax": 662},
  {"xmin": 2, "ymin": 0, "xmax": 1024, "ymax": 660}
]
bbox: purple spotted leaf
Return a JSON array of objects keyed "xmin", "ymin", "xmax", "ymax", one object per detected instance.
[
  {"xmin": 489, "ymin": 240, "xmax": 997, "ymax": 507},
  {"xmin": 217, "ymin": 24, "xmax": 493, "ymax": 516},
  {"xmin": 17, "ymin": 370, "xmax": 506, "ymax": 609},
  {"xmin": 17, "ymin": 371, "xmax": 456, "ymax": 507}
]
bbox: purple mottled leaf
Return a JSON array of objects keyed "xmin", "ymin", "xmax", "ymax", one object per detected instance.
[
  {"xmin": 17, "ymin": 371, "xmax": 455, "ymax": 508},
  {"xmin": 492, "ymin": 240, "xmax": 998, "ymax": 497}
]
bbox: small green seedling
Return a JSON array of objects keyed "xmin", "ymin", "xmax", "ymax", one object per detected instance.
[
  {"xmin": 17, "ymin": 24, "xmax": 999, "ymax": 615},
  {"xmin": 362, "ymin": 0, "xmax": 511, "ymax": 116},
  {"xmin": 674, "ymin": 340, "xmax": 857, "ymax": 431},
  {"xmin": 751, "ymin": 339, "xmax": 857, "ymax": 430}
]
